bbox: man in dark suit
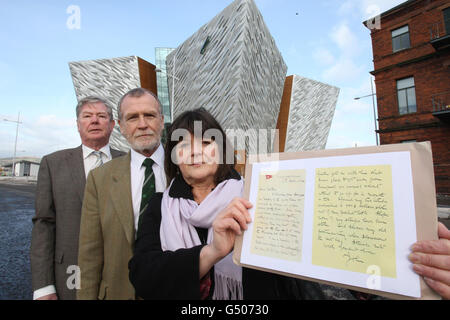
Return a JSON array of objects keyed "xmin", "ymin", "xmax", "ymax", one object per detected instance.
[{"xmin": 30, "ymin": 96, "xmax": 125, "ymax": 300}]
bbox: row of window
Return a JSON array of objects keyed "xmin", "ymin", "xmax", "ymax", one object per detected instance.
[
  {"xmin": 391, "ymin": 7, "xmax": 450, "ymax": 52},
  {"xmin": 390, "ymin": 9, "xmax": 450, "ymax": 114}
]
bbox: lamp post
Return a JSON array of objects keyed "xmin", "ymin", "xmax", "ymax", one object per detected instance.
[
  {"xmin": 3, "ymin": 112, "xmax": 22, "ymax": 177},
  {"xmin": 156, "ymin": 54, "xmax": 179, "ymax": 123},
  {"xmin": 354, "ymin": 79, "xmax": 379, "ymax": 146}
]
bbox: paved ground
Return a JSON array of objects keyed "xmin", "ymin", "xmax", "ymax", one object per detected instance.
[
  {"xmin": 0, "ymin": 181, "xmax": 35, "ymax": 300},
  {"xmin": 0, "ymin": 180, "xmax": 448, "ymax": 300}
]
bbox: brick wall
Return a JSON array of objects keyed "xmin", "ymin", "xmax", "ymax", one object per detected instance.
[
  {"xmin": 371, "ymin": 0, "xmax": 449, "ymax": 70},
  {"xmin": 368, "ymin": 0, "xmax": 450, "ymax": 201}
]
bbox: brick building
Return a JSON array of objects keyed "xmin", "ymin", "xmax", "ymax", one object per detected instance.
[{"xmin": 365, "ymin": 0, "xmax": 450, "ymax": 204}]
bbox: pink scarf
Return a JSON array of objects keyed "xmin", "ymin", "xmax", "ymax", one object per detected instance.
[{"xmin": 160, "ymin": 177, "xmax": 244, "ymax": 300}]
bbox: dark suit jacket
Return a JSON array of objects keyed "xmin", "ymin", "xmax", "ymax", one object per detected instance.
[{"xmin": 30, "ymin": 145, "xmax": 125, "ymax": 300}]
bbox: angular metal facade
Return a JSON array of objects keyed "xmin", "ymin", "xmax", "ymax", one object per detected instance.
[
  {"xmin": 165, "ymin": 0, "xmax": 287, "ymax": 154},
  {"xmin": 69, "ymin": 56, "xmax": 142, "ymax": 152},
  {"xmin": 284, "ymin": 75, "xmax": 339, "ymax": 152}
]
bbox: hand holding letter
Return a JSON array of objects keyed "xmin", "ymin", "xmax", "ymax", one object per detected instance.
[
  {"xmin": 211, "ymin": 197, "xmax": 253, "ymax": 258},
  {"xmin": 199, "ymin": 198, "xmax": 252, "ymax": 278},
  {"xmin": 410, "ymin": 222, "xmax": 450, "ymax": 299}
]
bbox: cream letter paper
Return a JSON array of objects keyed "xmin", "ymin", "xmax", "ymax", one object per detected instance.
[
  {"xmin": 312, "ymin": 165, "xmax": 396, "ymax": 278},
  {"xmin": 250, "ymin": 170, "xmax": 306, "ymax": 261},
  {"xmin": 240, "ymin": 151, "xmax": 422, "ymax": 298}
]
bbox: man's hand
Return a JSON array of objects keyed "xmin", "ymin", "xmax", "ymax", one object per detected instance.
[{"xmin": 409, "ymin": 222, "xmax": 450, "ymax": 299}]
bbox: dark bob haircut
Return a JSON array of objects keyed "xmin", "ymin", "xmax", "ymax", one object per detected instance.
[{"xmin": 164, "ymin": 108, "xmax": 236, "ymax": 186}]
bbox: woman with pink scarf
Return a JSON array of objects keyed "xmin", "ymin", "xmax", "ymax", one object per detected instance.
[
  {"xmin": 129, "ymin": 108, "xmax": 450, "ymax": 300},
  {"xmin": 128, "ymin": 108, "xmax": 309, "ymax": 300}
]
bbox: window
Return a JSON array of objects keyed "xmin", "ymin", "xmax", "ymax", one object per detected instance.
[
  {"xmin": 391, "ymin": 25, "xmax": 410, "ymax": 52},
  {"xmin": 397, "ymin": 77, "xmax": 417, "ymax": 115},
  {"xmin": 444, "ymin": 7, "xmax": 450, "ymax": 35},
  {"xmin": 401, "ymin": 139, "xmax": 417, "ymax": 143},
  {"xmin": 23, "ymin": 162, "xmax": 31, "ymax": 176}
]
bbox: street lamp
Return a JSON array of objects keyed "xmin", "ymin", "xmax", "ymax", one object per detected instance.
[
  {"xmin": 354, "ymin": 79, "xmax": 379, "ymax": 146},
  {"xmin": 156, "ymin": 55, "xmax": 179, "ymax": 123},
  {"xmin": 3, "ymin": 112, "xmax": 22, "ymax": 177}
]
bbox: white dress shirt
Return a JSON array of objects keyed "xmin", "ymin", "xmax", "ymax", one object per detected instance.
[
  {"xmin": 33, "ymin": 144, "xmax": 113, "ymax": 300},
  {"xmin": 81, "ymin": 144, "xmax": 112, "ymax": 178},
  {"xmin": 130, "ymin": 143, "xmax": 166, "ymax": 231}
]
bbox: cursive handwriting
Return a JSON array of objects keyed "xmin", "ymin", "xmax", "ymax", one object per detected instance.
[
  {"xmin": 251, "ymin": 170, "xmax": 306, "ymax": 262},
  {"xmin": 313, "ymin": 165, "xmax": 397, "ymax": 278}
]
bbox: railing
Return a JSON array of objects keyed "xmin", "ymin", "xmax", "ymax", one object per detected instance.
[
  {"xmin": 430, "ymin": 20, "xmax": 447, "ymax": 40},
  {"xmin": 432, "ymin": 91, "xmax": 450, "ymax": 113}
]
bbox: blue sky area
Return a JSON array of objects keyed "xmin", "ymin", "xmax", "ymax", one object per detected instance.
[{"xmin": 0, "ymin": 0, "xmax": 406, "ymax": 158}]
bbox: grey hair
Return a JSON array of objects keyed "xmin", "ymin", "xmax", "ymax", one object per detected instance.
[
  {"xmin": 76, "ymin": 96, "xmax": 114, "ymax": 121},
  {"xmin": 117, "ymin": 88, "xmax": 162, "ymax": 120}
]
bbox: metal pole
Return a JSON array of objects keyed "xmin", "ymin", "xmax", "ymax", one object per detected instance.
[
  {"xmin": 370, "ymin": 79, "xmax": 379, "ymax": 146},
  {"xmin": 12, "ymin": 112, "xmax": 20, "ymax": 177}
]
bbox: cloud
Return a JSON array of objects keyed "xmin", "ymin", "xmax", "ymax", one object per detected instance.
[
  {"xmin": 315, "ymin": 20, "xmax": 366, "ymax": 84},
  {"xmin": 337, "ymin": 0, "xmax": 358, "ymax": 17},
  {"xmin": 338, "ymin": 0, "xmax": 407, "ymax": 20},
  {"xmin": 0, "ymin": 114, "xmax": 80, "ymax": 158},
  {"xmin": 319, "ymin": 1, "xmax": 394, "ymax": 149},
  {"xmin": 35, "ymin": 114, "xmax": 75, "ymax": 128},
  {"xmin": 330, "ymin": 22, "xmax": 361, "ymax": 57},
  {"xmin": 323, "ymin": 58, "xmax": 365, "ymax": 83},
  {"xmin": 312, "ymin": 48, "xmax": 335, "ymax": 66},
  {"xmin": 326, "ymin": 109, "xmax": 377, "ymax": 149},
  {"xmin": 325, "ymin": 80, "xmax": 378, "ymax": 149}
]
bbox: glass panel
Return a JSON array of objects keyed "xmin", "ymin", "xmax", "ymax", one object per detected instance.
[
  {"xmin": 444, "ymin": 8, "xmax": 450, "ymax": 35},
  {"xmin": 398, "ymin": 89, "xmax": 408, "ymax": 114},
  {"xmin": 392, "ymin": 36, "xmax": 401, "ymax": 51},
  {"xmin": 391, "ymin": 25, "xmax": 409, "ymax": 37},
  {"xmin": 401, "ymin": 33, "xmax": 410, "ymax": 49},
  {"xmin": 393, "ymin": 33, "xmax": 410, "ymax": 52},
  {"xmin": 155, "ymin": 47, "xmax": 175, "ymax": 123},
  {"xmin": 407, "ymin": 88, "xmax": 417, "ymax": 113},
  {"xmin": 397, "ymin": 77, "xmax": 414, "ymax": 90}
]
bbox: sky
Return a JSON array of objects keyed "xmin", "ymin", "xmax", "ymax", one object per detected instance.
[{"xmin": 0, "ymin": 0, "xmax": 407, "ymax": 159}]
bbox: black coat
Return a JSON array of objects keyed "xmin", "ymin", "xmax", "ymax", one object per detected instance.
[{"xmin": 128, "ymin": 174, "xmax": 357, "ymax": 300}]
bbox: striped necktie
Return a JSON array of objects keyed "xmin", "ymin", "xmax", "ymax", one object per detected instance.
[
  {"xmin": 91, "ymin": 151, "xmax": 104, "ymax": 169},
  {"xmin": 140, "ymin": 158, "xmax": 156, "ymax": 216}
]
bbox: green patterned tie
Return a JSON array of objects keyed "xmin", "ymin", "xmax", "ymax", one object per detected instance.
[{"xmin": 140, "ymin": 158, "xmax": 156, "ymax": 216}]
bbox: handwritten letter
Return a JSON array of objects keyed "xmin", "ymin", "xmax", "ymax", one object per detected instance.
[
  {"xmin": 312, "ymin": 165, "xmax": 396, "ymax": 278},
  {"xmin": 250, "ymin": 170, "xmax": 306, "ymax": 261}
]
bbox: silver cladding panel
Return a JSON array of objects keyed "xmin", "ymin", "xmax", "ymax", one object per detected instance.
[
  {"xmin": 166, "ymin": 0, "xmax": 287, "ymax": 154},
  {"xmin": 284, "ymin": 75, "xmax": 339, "ymax": 152},
  {"xmin": 69, "ymin": 56, "xmax": 141, "ymax": 152}
]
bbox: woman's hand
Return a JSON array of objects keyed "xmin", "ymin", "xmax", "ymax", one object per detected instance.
[
  {"xmin": 199, "ymin": 197, "xmax": 252, "ymax": 278},
  {"xmin": 211, "ymin": 197, "xmax": 253, "ymax": 257},
  {"xmin": 409, "ymin": 222, "xmax": 450, "ymax": 299}
]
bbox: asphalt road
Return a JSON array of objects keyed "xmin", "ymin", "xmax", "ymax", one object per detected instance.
[
  {"xmin": 0, "ymin": 180, "xmax": 448, "ymax": 300},
  {"xmin": 0, "ymin": 182, "xmax": 35, "ymax": 300}
]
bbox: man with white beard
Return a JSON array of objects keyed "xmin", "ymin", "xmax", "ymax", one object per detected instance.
[{"xmin": 77, "ymin": 88, "xmax": 166, "ymax": 300}]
